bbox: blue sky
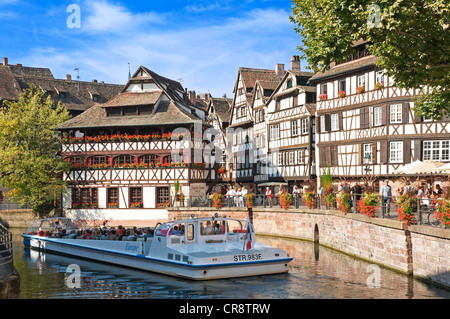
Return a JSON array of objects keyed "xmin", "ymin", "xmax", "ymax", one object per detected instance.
[{"xmin": 0, "ymin": 0, "xmax": 304, "ymax": 97}]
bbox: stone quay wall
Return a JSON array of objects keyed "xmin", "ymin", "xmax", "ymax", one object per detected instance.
[{"xmin": 168, "ymin": 207, "xmax": 450, "ymax": 288}]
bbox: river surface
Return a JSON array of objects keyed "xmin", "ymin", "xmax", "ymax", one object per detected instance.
[{"xmin": 9, "ymin": 228, "xmax": 450, "ymax": 300}]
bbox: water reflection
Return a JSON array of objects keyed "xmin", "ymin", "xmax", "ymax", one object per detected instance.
[{"xmin": 10, "ymin": 229, "xmax": 450, "ymax": 299}]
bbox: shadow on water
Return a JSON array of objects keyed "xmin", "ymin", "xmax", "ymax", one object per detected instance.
[{"xmin": 9, "ymin": 228, "xmax": 450, "ymax": 299}]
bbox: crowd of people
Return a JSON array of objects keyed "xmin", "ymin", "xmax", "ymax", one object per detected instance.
[{"xmin": 38, "ymin": 222, "xmax": 154, "ymax": 241}]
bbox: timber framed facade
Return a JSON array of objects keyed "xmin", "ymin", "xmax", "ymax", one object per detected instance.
[
  {"xmin": 310, "ymin": 41, "xmax": 450, "ymax": 190},
  {"xmin": 56, "ymin": 66, "xmax": 214, "ymax": 220}
]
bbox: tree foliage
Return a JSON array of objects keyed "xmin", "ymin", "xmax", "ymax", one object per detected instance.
[
  {"xmin": 0, "ymin": 85, "xmax": 71, "ymax": 214},
  {"xmin": 290, "ymin": 0, "xmax": 449, "ymax": 118}
]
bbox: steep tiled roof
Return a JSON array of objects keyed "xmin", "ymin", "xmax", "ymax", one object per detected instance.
[
  {"xmin": 239, "ymin": 67, "xmax": 281, "ymax": 91},
  {"xmin": 0, "ymin": 66, "xmax": 21, "ymax": 101},
  {"xmin": 309, "ymin": 56, "xmax": 379, "ymax": 82},
  {"xmin": 0, "ymin": 61, "xmax": 124, "ymax": 115},
  {"xmin": 211, "ymin": 97, "xmax": 232, "ymax": 124},
  {"xmin": 56, "ymin": 66, "xmax": 206, "ymax": 130},
  {"xmin": 102, "ymin": 91, "xmax": 162, "ymax": 107},
  {"xmin": 15, "ymin": 76, "xmax": 124, "ymax": 113}
]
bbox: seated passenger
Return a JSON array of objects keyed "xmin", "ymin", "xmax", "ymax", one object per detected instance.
[
  {"xmin": 38, "ymin": 228, "xmax": 44, "ymax": 236},
  {"xmin": 171, "ymin": 226, "xmax": 182, "ymax": 236},
  {"xmin": 204, "ymin": 221, "xmax": 214, "ymax": 235}
]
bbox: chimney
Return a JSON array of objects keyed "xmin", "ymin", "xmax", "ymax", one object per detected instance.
[
  {"xmin": 188, "ymin": 90, "xmax": 196, "ymax": 105},
  {"xmin": 222, "ymin": 94, "xmax": 227, "ymax": 99},
  {"xmin": 275, "ymin": 63, "xmax": 285, "ymax": 77},
  {"xmin": 291, "ymin": 56, "xmax": 301, "ymax": 72},
  {"xmin": 92, "ymin": 79, "xmax": 98, "ymax": 83},
  {"xmin": 2, "ymin": 57, "xmax": 8, "ymax": 66},
  {"xmin": 66, "ymin": 74, "xmax": 72, "ymax": 81},
  {"xmin": 15, "ymin": 63, "xmax": 22, "ymax": 67}
]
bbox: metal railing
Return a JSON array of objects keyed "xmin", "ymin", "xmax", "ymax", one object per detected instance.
[
  {"xmin": 0, "ymin": 223, "xmax": 14, "ymax": 278},
  {"xmin": 169, "ymin": 193, "xmax": 446, "ymax": 228}
]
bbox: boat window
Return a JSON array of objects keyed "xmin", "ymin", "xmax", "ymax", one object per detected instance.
[
  {"xmin": 187, "ymin": 224, "xmax": 194, "ymax": 241},
  {"xmin": 200, "ymin": 220, "xmax": 225, "ymax": 236}
]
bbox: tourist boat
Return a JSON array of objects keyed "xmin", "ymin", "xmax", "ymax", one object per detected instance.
[{"xmin": 22, "ymin": 216, "xmax": 292, "ymax": 280}]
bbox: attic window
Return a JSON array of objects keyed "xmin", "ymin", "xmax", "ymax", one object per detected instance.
[
  {"xmin": 59, "ymin": 92, "xmax": 67, "ymax": 99},
  {"xmin": 92, "ymin": 94, "xmax": 100, "ymax": 102},
  {"xmin": 107, "ymin": 107, "xmax": 121, "ymax": 117},
  {"xmin": 287, "ymin": 80, "xmax": 293, "ymax": 88},
  {"xmin": 139, "ymin": 105, "xmax": 153, "ymax": 115},
  {"xmin": 123, "ymin": 106, "xmax": 137, "ymax": 116}
]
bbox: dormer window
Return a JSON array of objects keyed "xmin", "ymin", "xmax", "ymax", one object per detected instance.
[
  {"xmin": 287, "ymin": 79, "xmax": 293, "ymax": 89},
  {"xmin": 59, "ymin": 92, "xmax": 67, "ymax": 99},
  {"xmin": 92, "ymin": 94, "xmax": 100, "ymax": 102}
]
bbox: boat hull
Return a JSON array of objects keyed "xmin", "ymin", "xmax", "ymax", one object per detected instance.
[{"xmin": 22, "ymin": 235, "xmax": 292, "ymax": 280}]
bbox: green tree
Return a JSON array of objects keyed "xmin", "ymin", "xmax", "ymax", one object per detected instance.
[
  {"xmin": 290, "ymin": 0, "xmax": 449, "ymax": 119},
  {"xmin": 0, "ymin": 85, "xmax": 71, "ymax": 215}
]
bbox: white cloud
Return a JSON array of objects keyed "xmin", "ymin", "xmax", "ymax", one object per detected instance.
[
  {"xmin": 185, "ymin": 2, "xmax": 225, "ymax": 13},
  {"xmin": 21, "ymin": 2, "xmax": 300, "ymax": 98},
  {"xmin": 82, "ymin": 1, "xmax": 165, "ymax": 34}
]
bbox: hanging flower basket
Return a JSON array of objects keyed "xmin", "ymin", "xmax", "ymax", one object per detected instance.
[
  {"xmin": 336, "ymin": 192, "xmax": 351, "ymax": 214},
  {"xmin": 432, "ymin": 198, "xmax": 450, "ymax": 227},
  {"xmin": 357, "ymin": 193, "xmax": 379, "ymax": 218},
  {"xmin": 211, "ymin": 191, "xmax": 223, "ymax": 209},
  {"xmin": 245, "ymin": 192, "xmax": 256, "ymax": 208},
  {"xmin": 280, "ymin": 193, "xmax": 292, "ymax": 210},
  {"xmin": 395, "ymin": 193, "xmax": 417, "ymax": 225},
  {"xmin": 303, "ymin": 192, "xmax": 316, "ymax": 209},
  {"xmin": 325, "ymin": 192, "xmax": 336, "ymax": 209}
]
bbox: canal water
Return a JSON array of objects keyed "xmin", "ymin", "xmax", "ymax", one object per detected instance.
[{"xmin": 10, "ymin": 228, "xmax": 450, "ymax": 300}]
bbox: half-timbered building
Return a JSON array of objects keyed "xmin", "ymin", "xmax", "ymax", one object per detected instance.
[
  {"xmin": 310, "ymin": 41, "xmax": 450, "ymax": 191},
  {"xmin": 56, "ymin": 66, "xmax": 214, "ymax": 222},
  {"xmin": 265, "ymin": 56, "xmax": 316, "ymax": 189},
  {"xmin": 227, "ymin": 65, "xmax": 283, "ymax": 186}
]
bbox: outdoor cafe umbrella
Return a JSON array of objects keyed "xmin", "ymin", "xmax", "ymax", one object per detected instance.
[
  {"xmin": 392, "ymin": 160, "xmax": 423, "ymax": 174},
  {"xmin": 436, "ymin": 162, "xmax": 450, "ymax": 173},
  {"xmin": 395, "ymin": 160, "xmax": 446, "ymax": 189}
]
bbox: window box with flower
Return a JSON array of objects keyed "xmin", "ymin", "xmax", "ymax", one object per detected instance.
[
  {"xmin": 338, "ymin": 91, "xmax": 346, "ymax": 98},
  {"xmin": 374, "ymin": 82, "xmax": 384, "ymax": 90},
  {"xmin": 356, "ymin": 86, "xmax": 365, "ymax": 94},
  {"xmin": 130, "ymin": 201, "xmax": 143, "ymax": 208},
  {"xmin": 319, "ymin": 93, "xmax": 328, "ymax": 100}
]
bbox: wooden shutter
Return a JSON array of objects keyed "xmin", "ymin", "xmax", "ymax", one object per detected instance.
[
  {"xmin": 403, "ymin": 140, "xmax": 411, "ymax": 163},
  {"xmin": 413, "ymin": 140, "xmax": 422, "ymax": 161},
  {"xmin": 359, "ymin": 143, "xmax": 363, "ymax": 165},
  {"xmin": 339, "ymin": 112, "xmax": 344, "ymax": 131},
  {"xmin": 402, "ymin": 102, "xmax": 410, "ymax": 124},
  {"xmin": 316, "ymin": 116, "xmax": 321, "ymax": 134},
  {"xmin": 293, "ymin": 95, "xmax": 298, "ymax": 107},
  {"xmin": 331, "ymin": 145, "xmax": 338, "ymax": 166},
  {"xmin": 380, "ymin": 141, "xmax": 388, "ymax": 164},
  {"xmin": 372, "ymin": 142, "xmax": 377, "ymax": 164},
  {"xmin": 360, "ymin": 107, "xmax": 369, "ymax": 129},
  {"xmin": 325, "ymin": 114, "xmax": 331, "ymax": 132},
  {"xmin": 381, "ymin": 104, "xmax": 388, "ymax": 126}
]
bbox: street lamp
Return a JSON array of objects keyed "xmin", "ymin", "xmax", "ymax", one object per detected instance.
[{"xmin": 363, "ymin": 153, "xmax": 372, "ymax": 178}]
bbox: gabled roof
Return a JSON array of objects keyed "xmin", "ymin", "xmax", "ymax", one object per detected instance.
[
  {"xmin": 309, "ymin": 56, "xmax": 379, "ymax": 82},
  {"xmin": 229, "ymin": 67, "xmax": 283, "ymax": 126},
  {"xmin": 0, "ymin": 66, "xmax": 21, "ymax": 101},
  {"xmin": 56, "ymin": 66, "xmax": 206, "ymax": 130},
  {"xmin": 266, "ymin": 70, "xmax": 316, "ymax": 107}
]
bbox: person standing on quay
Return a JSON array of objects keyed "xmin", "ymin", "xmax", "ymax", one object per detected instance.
[{"xmin": 381, "ymin": 180, "xmax": 392, "ymax": 216}]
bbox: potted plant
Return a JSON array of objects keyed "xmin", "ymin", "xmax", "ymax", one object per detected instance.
[
  {"xmin": 321, "ymin": 167, "xmax": 334, "ymax": 209},
  {"xmin": 336, "ymin": 192, "xmax": 351, "ymax": 214},
  {"xmin": 130, "ymin": 201, "xmax": 143, "ymax": 208},
  {"xmin": 356, "ymin": 86, "xmax": 365, "ymax": 94},
  {"xmin": 338, "ymin": 90, "xmax": 346, "ymax": 98},
  {"xmin": 357, "ymin": 193, "xmax": 379, "ymax": 218},
  {"xmin": 280, "ymin": 192, "xmax": 292, "ymax": 210}
]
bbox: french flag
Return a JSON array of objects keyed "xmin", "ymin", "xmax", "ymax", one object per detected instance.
[{"xmin": 244, "ymin": 215, "xmax": 254, "ymax": 251}]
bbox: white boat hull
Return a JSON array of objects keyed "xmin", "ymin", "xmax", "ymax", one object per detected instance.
[{"xmin": 23, "ymin": 235, "xmax": 291, "ymax": 280}]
